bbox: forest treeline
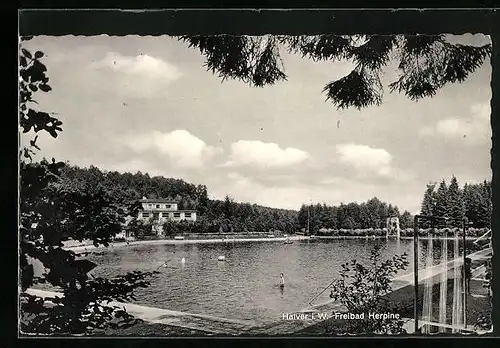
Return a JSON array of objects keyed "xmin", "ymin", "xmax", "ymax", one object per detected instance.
[
  {"xmin": 297, "ymin": 199, "xmax": 413, "ymax": 233},
  {"xmin": 420, "ymin": 176, "xmax": 491, "ymax": 229},
  {"xmin": 59, "ymin": 164, "xmax": 298, "ymax": 234},
  {"xmin": 57, "ymin": 164, "xmax": 491, "ymax": 237}
]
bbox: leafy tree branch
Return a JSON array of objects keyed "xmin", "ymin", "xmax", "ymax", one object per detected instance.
[
  {"xmin": 181, "ymin": 34, "xmax": 491, "ymax": 110},
  {"xmin": 19, "ymin": 39, "xmax": 158, "ymax": 335}
]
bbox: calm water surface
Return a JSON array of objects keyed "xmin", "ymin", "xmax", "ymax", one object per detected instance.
[{"xmin": 87, "ymin": 238, "xmax": 469, "ymax": 324}]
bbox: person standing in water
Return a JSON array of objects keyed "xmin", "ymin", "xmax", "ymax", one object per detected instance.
[{"xmin": 279, "ymin": 273, "xmax": 285, "ymax": 287}]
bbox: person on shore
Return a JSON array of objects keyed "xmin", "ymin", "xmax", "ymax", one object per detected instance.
[
  {"xmin": 463, "ymin": 257, "xmax": 472, "ymax": 295},
  {"xmin": 485, "ymin": 260, "xmax": 492, "ymax": 298},
  {"xmin": 279, "ymin": 273, "xmax": 285, "ymax": 288}
]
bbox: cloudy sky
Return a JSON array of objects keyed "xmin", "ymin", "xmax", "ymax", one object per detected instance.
[{"xmin": 21, "ymin": 34, "xmax": 492, "ymax": 214}]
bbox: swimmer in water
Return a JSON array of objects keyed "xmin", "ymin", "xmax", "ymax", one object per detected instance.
[{"xmin": 279, "ymin": 273, "xmax": 285, "ymax": 288}]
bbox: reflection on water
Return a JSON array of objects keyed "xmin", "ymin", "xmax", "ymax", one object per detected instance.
[{"xmin": 87, "ymin": 238, "xmax": 469, "ymax": 324}]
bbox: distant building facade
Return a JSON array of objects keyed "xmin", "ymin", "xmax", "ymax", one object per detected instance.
[{"xmin": 138, "ymin": 198, "xmax": 197, "ymax": 224}]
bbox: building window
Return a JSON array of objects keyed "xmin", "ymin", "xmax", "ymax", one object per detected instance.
[
  {"xmin": 153, "ymin": 212, "xmax": 160, "ymax": 220},
  {"xmin": 185, "ymin": 213, "xmax": 191, "ymax": 218},
  {"xmin": 166, "ymin": 204, "xmax": 171, "ymax": 209},
  {"xmin": 142, "ymin": 212, "xmax": 150, "ymax": 218},
  {"xmin": 156, "ymin": 204, "xmax": 160, "ymax": 208},
  {"xmin": 148, "ymin": 204, "xmax": 153, "ymax": 208},
  {"xmin": 173, "ymin": 212, "xmax": 181, "ymax": 218}
]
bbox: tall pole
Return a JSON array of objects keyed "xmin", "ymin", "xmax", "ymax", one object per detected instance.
[
  {"xmin": 307, "ymin": 207, "xmax": 310, "ymax": 235},
  {"xmin": 413, "ymin": 215, "xmax": 420, "ymax": 333},
  {"xmin": 463, "ymin": 217, "xmax": 468, "ymax": 328}
]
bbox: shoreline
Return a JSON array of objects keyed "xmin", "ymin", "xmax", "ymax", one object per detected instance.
[
  {"xmin": 65, "ymin": 236, "xmax": 309, "ymax": 252},
  {"xmin": 65, "ymin": 235, "xmax": 480, "ymax": 252},
  {"xmin": 24, "ymin": 288, "xmax": 257, "ymax": 335},
  {"xmin": 313, "ymin": 236, "xmax": 480, "ymax": 240}
]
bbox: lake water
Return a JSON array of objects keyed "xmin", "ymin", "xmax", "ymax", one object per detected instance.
[{"xmin": 87, "ymin": 238, "xmax": 470, "ymax": 325}]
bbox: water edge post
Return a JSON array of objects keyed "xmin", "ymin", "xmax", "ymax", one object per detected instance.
[
  {"xmin": 438, "ymin": 226, "xmax": 448, "ymax": 332},
  {"xmin": 413, "ymin": 215, "xmax": 420, "ymax": 333},
  {"xmin": 422, "ymin": 226, "xmax": 434, "ymax": 334},
  {"xmin": 463, "ymin": 217, "xmax": 468, "ymax": 328}
]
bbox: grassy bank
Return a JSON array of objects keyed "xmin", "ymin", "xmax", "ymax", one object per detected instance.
[
  {"xmin": 297, "ymin": 277, "xmax": 491, "ymax": 335},
  {"xmin": 20, "ymin": 320, "xmax": 211, "ymax": 337},
  {"xmin": 92, "ymin": 320, "xmax": 211, "ymax": 337}
]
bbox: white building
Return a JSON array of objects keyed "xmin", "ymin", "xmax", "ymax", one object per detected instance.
[{"xmin": 138, "ymin": 198, "xmax": 197, "ymax": 224}]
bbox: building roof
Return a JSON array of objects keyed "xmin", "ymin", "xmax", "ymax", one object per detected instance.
[{"xmin": 140, "ymin": 199, "xmax": 178, "ymax": 203}]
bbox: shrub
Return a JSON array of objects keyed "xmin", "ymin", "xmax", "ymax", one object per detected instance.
[{"xmin": 329, "ymin": 245, "xmax": 409, "ymax": 334}]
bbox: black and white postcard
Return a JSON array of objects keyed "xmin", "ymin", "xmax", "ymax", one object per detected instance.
[{"xmin": 18, "ymin": 11, "xmax": 494, "ymax": 337}]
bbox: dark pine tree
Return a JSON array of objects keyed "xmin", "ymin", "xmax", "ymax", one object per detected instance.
[
  {"xmin": 478, "ymin": 181, "xmax": 492, "ymax": 228},
  {"xmin": 434, "ymin": 180, "xmax": 450, "ymax": 219},
  {"xmin": 400, "ymin": 211, "xmax": 414, "ymax": 229},
  {"xmin": 447, "ymin": 176, "xmax": 464, "ymax": 227},
  {"xmin": 421, "ymin": 183, "xmax": 436, "ymax": 217}
]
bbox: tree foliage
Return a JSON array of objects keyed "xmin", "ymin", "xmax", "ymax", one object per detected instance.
[
  {"xmin": 181, "ymin": 34, "xmax": 491, "ymax": 109},
  {"xmin": 399, "ymin": 211, "xmax": 414, "ymax": 230},
  {"xmin": 54, "ymin": 164, "xmax": 418, "ymax": 236},
  {"xmin": 329, "ymin": 245, "xmax": 409, "ymax": 334},
  {"xmin": 433, "ymin": 180, "xmax": 450, "ymax": 218},
  {"xmin": 420, "ymin": 183, "xmax": 437, "ymax": 218},
  {"xmin": 19, "ymin": 41, "xmax": 158, "ymax": 335},
  {"xmin": 447, "ymin": 176, "xmax": 464, "ymax": 223},
  {"xmin": 298, "ymin": 197, "xmax": 411, "ymax": 233},
  {"xmin": 420, "ymin": 176, "xmax": 491, "ymax": 229},
  {"xmin": 57, "ymin": 164, "xmax": 300, "ymax": 235},
  {"xmin": 19, "ymin": 38, "xmax": 61, "ymax": 162},
  {"xmin": 48, "ymin": 164, "xmax": 492, "ymax": 239},
  {"xmin": 126, "ymin": 218, "xmax": 155, "ymax": 240},
  {"xmin": 60, "ymin": 164, "xmax": 417, "ymax": 236}
]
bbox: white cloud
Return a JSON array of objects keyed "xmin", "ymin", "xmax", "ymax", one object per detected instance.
[
  {"xmin": 320, "ymin": 177, "xmax": 351, "ymax": 185},
  {"xmin": 221, "ymin": 172, "xmax": 321, "ymax": 209},
  {"xmin": 334, "ymin": 143, "xmax": 414, "ymax": 181},
  {"xmin": 471, "ymin": 103, "xmax": 491, "ymax": 121},
  {"xmin": 124, "ymin": 129, "xmax": 222, "ymax": 168},
  {"xmin": 93, "ymin": 52, "xmax": 182, "ymax": 80},
  {"xmin": 88, "ymin": 52, "xmax": 182, "ymax": 97},
  {"xmin": 419, "ymin": 103, "xmax": 490, "ymax": 144},
  {"xmin": 336, "ymin": 144, "xmax": 392, "ymax": 175},
  {"xmin": 220, "ymin": 172, "xmax": 420, "ymax": 212},
  {"xmin": 223, "ymin": 140, "xmax": 310, "ymax": 168}
]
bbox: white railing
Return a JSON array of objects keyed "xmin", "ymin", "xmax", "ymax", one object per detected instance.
[{"xmin": 473, "ymin": 229, "xmax": 491, "ymax": 245}]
